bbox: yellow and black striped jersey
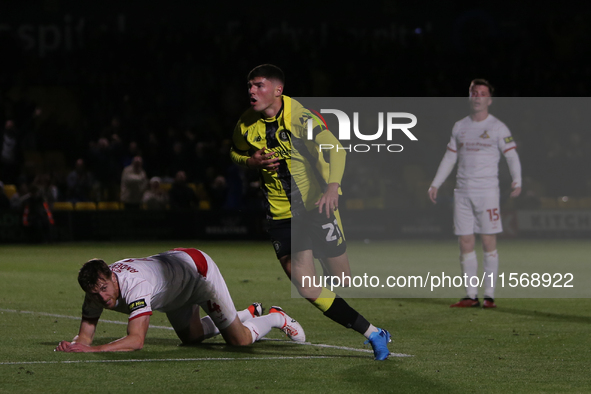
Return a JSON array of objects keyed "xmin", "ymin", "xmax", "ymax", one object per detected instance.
[{"xmin": 231, "ymin": 95, "xmax": 346, "ymax": 220}]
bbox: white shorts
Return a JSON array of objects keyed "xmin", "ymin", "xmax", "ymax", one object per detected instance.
[
  {"xmin": 166, "ymin": 250, "xmax": 237, "ymax": 332},
  {"xmin": 453, "ymin": 191, "xmax": 502, "ymax": 235}
]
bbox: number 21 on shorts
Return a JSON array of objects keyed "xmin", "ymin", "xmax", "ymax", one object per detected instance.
[{"xmin": 322, "ymin": 219, "xmax": 342, "ymax": 242}]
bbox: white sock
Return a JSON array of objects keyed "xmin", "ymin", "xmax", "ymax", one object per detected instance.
[
  {"xmin": 363, "ymin": 324, "xmax": 379, "ymax": 339},
  {"xmin": 200, "ymin": 316, "xmax": 219, "ymax": 339},
  {"xmin": 242, "ymin": 313, "xmax": 284, "ymax": 343},
  {"xmin": 483, "ymin": 250, "xmax": 499, "ymax": 299},
  {"xmin": 201, "ymin": 308, "xmax": 253, "ymax": 340},
  {"xmin": 237, "ymin": 308, "xmax": 253, "ymax": 322},
  {"xmin": 460, "ymin": 251, "xmax": 478, "ymax": 299}
]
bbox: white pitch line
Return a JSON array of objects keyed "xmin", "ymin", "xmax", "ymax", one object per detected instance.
[
  {"xmin": 0, "ymin": 356, "xmax": 340, "ymax": 366},
  {"xmin": 0, "ymin": 308, "xmax": 173, "ymax": 330},
  {"xmin": 260, "ymin": 338, "xmax": 411, "ymax": 358},
  {"xmin": 0, "ymin": 308, "xmax": 412, "ymax": 358}
]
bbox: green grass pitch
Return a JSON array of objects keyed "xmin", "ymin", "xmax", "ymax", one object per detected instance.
[{"xmin": 1, "ymin": 240, "xmax": 590, "ymax": 393}]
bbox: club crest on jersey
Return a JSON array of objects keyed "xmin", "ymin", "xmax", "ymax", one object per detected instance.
[
  {"xmin": 278, "ymin": 131, "xmax": 289, "ymax": 141},
  {"xmin": 128, "ymin": 299, "xmax": 146, "ymax": 312},
  {"xmin": 273, "ymin": 241, "xmax": 281, "ymax": 252},
  {"xmin": 480, "ymin": 130, "xmax": 490, "ymax": 139}
]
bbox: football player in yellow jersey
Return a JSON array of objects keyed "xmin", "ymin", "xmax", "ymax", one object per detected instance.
[{"xmin": 230, "ymin": 64, "xmax": 391, "ymax": 360}]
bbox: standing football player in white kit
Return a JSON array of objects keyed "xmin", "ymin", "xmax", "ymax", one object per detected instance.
[
  {"xmin": 55, "ymin": 247, "xmax": 304, "ymax": 352},
  {"xmin": 428, "ymin": 79, "xmax": 522, "ymax": 308}
]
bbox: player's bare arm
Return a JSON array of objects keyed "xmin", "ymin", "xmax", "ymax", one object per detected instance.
[
  {"xmin": 55, "ymin": 317, "xmax": 98, "ymax": 351},
  {"xmin": 56, "ymin": 315, "xmax": 150, "ymax": 352},
  {"xmin": 316, "ymin": 182, "xmax": 340, "ymax": 218},
  {"xmin": 246, "ymin": 148, "xmax": 279, "ymax": 172}
]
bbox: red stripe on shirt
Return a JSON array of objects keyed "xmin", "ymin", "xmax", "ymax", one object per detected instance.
[
  {"xmin": 173, "ymin": 248, "xmax": 208, "ymax": 277},
  {"xmin": 129, "ymin": 311, "xmax": 152, "ymax": 321},
  {"xmin": 503, "ymin": 146, "xmax": 516, "ymax": 154},
  {"xmin": 447, "ymin": 147, "xmax": 456, "ymax": 152}
]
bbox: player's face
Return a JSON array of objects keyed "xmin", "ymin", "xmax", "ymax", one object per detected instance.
[
  {"xmin": 88, "ymin": 274, "xmax": 119, "ymax": 309},
  {"xmin": 248, "ymin": 77, "xmax": 283, "ymax": 117},
  {"xmin": 469, "ymin": 84, "xmax": 492, "ymax": 113}
]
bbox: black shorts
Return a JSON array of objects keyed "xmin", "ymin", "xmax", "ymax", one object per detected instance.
[{"xmin": 267, "ymin": 209, "xmax": 347, "ymax": 260}]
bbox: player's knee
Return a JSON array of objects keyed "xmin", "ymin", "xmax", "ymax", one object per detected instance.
[
  {"xmin": 481, "ymin": 236, "xmax": 497, "ymax": 252},
  {"xmin": 297, "ymin": 285, "xmax": 321, "ymax": 300},
  {"xmin": 459, "ymin": 235, "xmax": 475, "ymax": 253}
]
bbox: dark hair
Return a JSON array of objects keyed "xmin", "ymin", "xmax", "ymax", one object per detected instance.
[
  {"xmin": 78, "ymin": 259, "xmax": 112, "ymax": 292},
  {"xmin": 247, "ymin": 64, "xmax": 285, "ymax": 85},
  {"xmin": 469, "ymin": 79, "xmax": 494, "ymax": 96}
]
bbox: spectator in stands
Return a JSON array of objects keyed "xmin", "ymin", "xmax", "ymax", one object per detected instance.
[
  {"xmin": 167, "ymin": 141, "xmax": 192, "ymax": 180},
  {"xmin": 0, "ymin": 120, "xmax": 22, "ymax": 184},
  {"xmin": 142, "ymin": 176, "xmax": 168, "ymax": 210},
  {"xmin": 121, "ymin": 141, "xmax": 142, "ymax": 168},
  {"xmin": 120, "ymin": 156, "xmax": 148, "ymax": 210},
  {"xmin": 88, "ymin": 138, "xmax": 121, "ymax": 201},
  {"xmin": 33, "ymin": 173, "xmax": 59, "ymax": 208},
  {"xmin": 169, "ymin": 170, "xmax": 198, "ymax": 210},
  {"xmin": 22, "ymin": 184, "xmax": 55, "ymax": 243},
  {"xmin": 205, "ymin": 167, "xmax": 227, "ymax": 210},
  {"xmin": 66, "ymin": 159, "xmax": 96, "ymax": 203},
  {"xmin": 100, "ymin": 116, "xmax": 126, "ymax": 141},
  {"xmin": 0, "ymin": 181, "xmax": 10, "ymax": 211},
  {"xmin": 10, "ymin": 183, "xmax": 28, "ymax": 212},
  {"xmin": 142, "ymin": 132, "xmax": 163, "ymax": 178}
]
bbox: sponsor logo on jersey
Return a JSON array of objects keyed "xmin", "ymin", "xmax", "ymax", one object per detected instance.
[
  {"xmin": 504, "ymin": 136, "xmax": 514, "ymax": 143},
  {"xmin": 269, "ymin": 145, "xmax": 291, "ymax": 159},
  {"xmin": 299, "ymin": 113, "xmax": 313, "ymax": 125},
  {"xmin": 480, "ymin": 130, "xmax": 490, "ymax": 139},
  {"xmin": 128, "ymin": 299, "xmax": 146, "ymax": 312}
]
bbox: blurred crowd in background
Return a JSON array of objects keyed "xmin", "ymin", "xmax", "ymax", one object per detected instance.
[{"xmin": 1, "ymin": 1, "xmax": 591, "ymax": 217}]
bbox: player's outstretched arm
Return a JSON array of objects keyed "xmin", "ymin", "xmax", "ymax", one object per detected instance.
[
  {"xmin": 55, "ymin": 315, "xmax": 151, "ymax": 353},
  {"xmin": 55, "ymin": 317, "xmax": 98, "ymax": 352}
]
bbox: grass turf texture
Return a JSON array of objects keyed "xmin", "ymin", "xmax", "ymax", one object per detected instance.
[{"xmin": 1, "ymin": 240, "xmax": 590, "ymax": 393}]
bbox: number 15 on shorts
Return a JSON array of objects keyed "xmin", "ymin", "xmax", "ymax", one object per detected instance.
[{"xmin": 487, "ymin": 208, "xmax": 500, "ymax": 221}]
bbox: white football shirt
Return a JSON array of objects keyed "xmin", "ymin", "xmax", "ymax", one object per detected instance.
[
  {"xmin": 446, "ymin": 114, "xmax": 516, "ymax": 194},
  {"xmin": 82, "ymin": 249, "xmax": 207, "ymax": 321}
]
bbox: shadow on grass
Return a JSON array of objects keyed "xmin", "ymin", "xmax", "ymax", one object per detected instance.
[
  {"xmin": 398, "ymin": 298, "xmax": 591, "ymax": 324},
  {"xmin": 338, "ymin": 362, "xmax": 459, "ymax": 394},
  {"xmin": 44, "ymin": 337, "xmax": 374, "ymax": 359}
]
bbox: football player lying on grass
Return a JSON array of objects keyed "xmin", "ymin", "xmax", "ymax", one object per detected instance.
[{"xmin": 55, "ymin": 247, "xmax": 304, "ymax": 352}]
